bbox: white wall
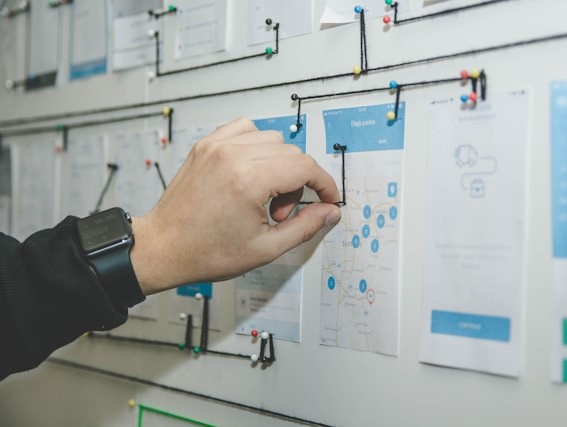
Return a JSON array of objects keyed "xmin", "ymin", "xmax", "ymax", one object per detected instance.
[{"xmin": 1, "ymin": 0, "xmax": 567, "ymax": 426}]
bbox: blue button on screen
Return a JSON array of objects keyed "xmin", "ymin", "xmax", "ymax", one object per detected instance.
[{"xmin": 431, "ymin": 310, "xmax": 511, "ymax": 342}]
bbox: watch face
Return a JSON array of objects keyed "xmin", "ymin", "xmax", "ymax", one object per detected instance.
[{"xmin": 77, "ymin": 208, "xmax": 131, "ymax": 254}]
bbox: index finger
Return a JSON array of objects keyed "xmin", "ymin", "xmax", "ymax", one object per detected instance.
[{"xmin": 255, "ymin": 154, "xmax": 340, "ymax": 205}]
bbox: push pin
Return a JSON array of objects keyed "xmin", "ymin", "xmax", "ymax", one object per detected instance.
[
  {"xmin": 354, "ymin": 5, "xmax": 363, "ymax": 13},
  {"xmin": 460, "ymin": 70, "xmax": 469, "ymax": 80},
  {"xmin": 251, "ymin": 329, "xmax": 259, "ymax": 338},
  {"xmin": 193, "ymin": 346, "xmax": 200, "ymax": 354},
  {"xmin": 385, "ymin": 0, "xmax": 394, "ymax": 4},
  {"xmin": 289, "ymin": 124, "xmax": 298, "ymax": 133},
  {"xmin": 250, "ymin": 354, "xmax": 259, "ymax": 362},
  {"xmin": 353, "ymin": 65, "xmax": 362, "ymax": 75},
  {"xmin": 148, "ymin": 28, "xmax": 157, "ymax": 38},
  {"xmin": 147, "ymin": 71, "xmax": 156, "ymax": 81},
  {"xmin": 160, "ymin": 136, "xmax": 168, "ymax": 145},
  {"xmin": 265, "ymin": 17, "xmax": 273, "ymax": 26},
  {"xmin": 386, "ymin": 111, "xmax": 396, "ymax": 120},
  {"xmin": 54, "ymin": 143, "xmax": 64, "ymax": 153},
  {"xmin": 179, "ymin": 312, "xmax": 187, "ymax": 321},
  {"xmin": 382, "ymin": 15, "xmax": 391, "ymax": 24},
  {"xmin": 265, "ymin": 47, "xmax": 273, "ymax": 56},
  {"xmin": 162, "ymin": 107, "xmax": 171, "ymax": 117},
  {"xmin": 177, "ymin": 343, "xmax": 186, "ymax": 350},
  {"xmin": 128, "ymin": 399, "xmax": 136, "ymax": 409},
  {"xmin": 145, "ymin": 159, "xmax": 152, "ymax": 168},
  {"xmin": 389, "ymin": 80, "xmax": 398, "ymax": 90},
  {"xmin": 461, "ymin": 68, "xmax": 486, "ymax": 105},
  {"xmin": 260, "ymin": 331, "xmax": 269, "ymax": 340},
  {"xmin": 195, "ymin": 292, "xmax": 203, "ymax": 300}
]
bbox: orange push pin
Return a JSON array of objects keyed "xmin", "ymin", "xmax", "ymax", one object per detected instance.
[{"xmin": 145, "ymin": 159, "xmax": 152, "ymax": 167}]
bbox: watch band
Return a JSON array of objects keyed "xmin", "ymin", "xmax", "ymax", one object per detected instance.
[{"xmin": 89, "ymin": 243, "xmax": 145, "ymax": 309}]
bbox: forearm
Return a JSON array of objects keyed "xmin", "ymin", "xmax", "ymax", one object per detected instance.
[{"xmin": 0, "ymin": 217, "xmax": 127, "ymax": 380}]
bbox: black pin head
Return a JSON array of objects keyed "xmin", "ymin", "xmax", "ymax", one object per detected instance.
[
  {"xmin": 265, "ymin": 18, "xmax": 272, "ymax": 26},
  {"xmin": 291, "ymin": 93, "xmax": 299, "ymax": 101}
]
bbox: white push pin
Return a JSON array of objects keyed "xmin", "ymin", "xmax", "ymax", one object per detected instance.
[
  {"xmin": 147, "ymin": 71, "xmax": 155, "ymax": 81},
  {"xmin": 4, "ymin": 80, "xmax": 14, "ymax": 90},
  {"xmin": 179, "ymin": 312, "xmax": 187, "ymax": 321},
  {"xmin": 260, "ymin": 331, "xmax": 269, "ymax": 340},
  {"xmin": 195, "ymin": 292, "xmax": 203, "ymax": 300},
  {"xmin": 148, "ymin": 28, "xmax": 157, "ymax": 38},
  {"xmin": 250, "ymin": 354, "xmax": 259, "ymax": 362},
  {"xmin": 289, "ymin": 124, "xmax": 298, "ymax": 133}
]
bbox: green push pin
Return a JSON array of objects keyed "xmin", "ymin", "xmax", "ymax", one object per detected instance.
[
  {"xmin": 168, "ymin": 5, "xmax": 176, "ymax": 12},
  {"xmin": 385, "ymin": 0, "xmax": 393, "ymax": 4},
  {"xmin": 55, "ymin": 124, "xmax": 65, "ymax": 130},
  {"xmin": 265, "ymin": 47, "xmax": 273, "ymax": 55},
  {"xmin": 177, "ymin": 343, "xmax": 186, "ymax": 350},
  {"xmin": 193, "ymin": 346, "xmax": 200, "ymax": 354}
]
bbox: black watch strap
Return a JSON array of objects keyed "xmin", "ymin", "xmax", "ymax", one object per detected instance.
[{"xmin": 90, "ymin": 245, "xmax": 145, "ymax": 309}]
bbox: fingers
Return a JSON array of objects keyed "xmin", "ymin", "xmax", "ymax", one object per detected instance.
[
  {"xmin": 270, "ymin": 189, "xmax": 304, "ymax": 222},
  {"xmin": 263, "ymin": 202, "xmax": 341, "ymax": 257},
  {"xmin": 204, "ymin": 117, "xmax": 258, "ymax": 142},
  {"xmin": 255, "ymin": 155, "xmax": 340, "ymax": 205}
]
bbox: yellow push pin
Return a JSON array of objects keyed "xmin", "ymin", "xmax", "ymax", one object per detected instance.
[
  {"xmin": 353, "ymin": 65, "xmax": 362, "ymax": 75},
  {"xmin": 386, "ymin": 111, "xmax": 396, "ymax": 120},
  {"xmin": 470, "ymin": 68, "xmax": 481, "ymax": 79},
  {"xmin": 128, "ymin": 399, "xmax": 136, "ymax": 409},
  {"xmin": 162, "ymin": 107, "xmax": 171, "ymax": 116}
]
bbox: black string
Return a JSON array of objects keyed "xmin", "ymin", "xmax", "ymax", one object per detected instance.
[
  {"xmin": 154, "ymin": 162, "xmax": 167, "ymax": 190},
  {"xmin": 0, "ymin": 111, "xmax": 165, "ymax": 137},
  {"xmin": 91, "ymin": 163, "xmax": 118, "ymax": 214},
  {"xmin": 3, "ymin": 31, "xmax": 566, "ymax": 128},
  {"xmin": 88, "ymin": 332, "xmax": 184, "ymax": 349},
  {"xmin": 47, "ymin": 358, "xmax": 332, "ymax": 426},
  {"xmin": 394, "ymin": 85, "xmax": 402, "ymax": 118},
  {"xmin": 152, "ymin": 21, "xmax": 280, "ymax": 79},
  {"xmin": 392, "ymin": 0, "xmax": 511, "ymax": 25},
  {"xmin": 200, "ymin": 296, "xmax": 209, "ymax": 351},
  {"xmin": 359, "ymin": 9, "xmax": 368, "ymax": 71},
  {"xmin": 148, "ymin": 5, "xmax": 177, "ymax": 19},
  {"xmin": 298, "ymin": 144, "xmax": 347, "ymax": 207}
]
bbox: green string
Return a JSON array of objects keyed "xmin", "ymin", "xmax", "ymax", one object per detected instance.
[{"xmin": 138, "ymin": 403, "xmax": 217, "ymax": 427}]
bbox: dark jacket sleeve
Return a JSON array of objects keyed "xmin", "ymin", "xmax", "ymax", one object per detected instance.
[{"xmin": 0, "ymin": 216, "xmax": 128, "ymax": 380}]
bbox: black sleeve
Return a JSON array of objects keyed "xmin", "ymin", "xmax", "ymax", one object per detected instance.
[{"xmin": 0, "ymin": 216, "xmax": 128, "ymax": 380}]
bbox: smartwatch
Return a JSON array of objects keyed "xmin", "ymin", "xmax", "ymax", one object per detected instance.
[{"xmin": 75, "ymin": 207, "xmax": 145, "ymax": 308}]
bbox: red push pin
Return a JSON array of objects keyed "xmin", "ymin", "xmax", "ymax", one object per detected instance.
[
  {"xmin": 383, "ymin": 15, "xmax": 391, "ymax": 24},
  {"xmin": 460, "ymin": 70, "xmax": 469, "ymax": 80},
  {"xmin": 145, "ymin": 159, "xmax": 152, "ymax": 167},
  {"xmin": 160, "ymin": 136, "xmax": 168, "ymax": 145},
  {"xmin": 251, "ymin": 329, "xmax": 259, "ymax": 338},
  {"xmin": 468, "ymin": 92, "xmax": 478, "ymax": 103}
]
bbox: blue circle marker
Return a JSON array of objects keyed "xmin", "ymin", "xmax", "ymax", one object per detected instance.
[
  {"xmin": 377, "ymin": 214, "xmax": 386, "ymax": 229},
  {"xmin": 327, "ymin": 276, "xmax": 335, "ymax": 290},
  {"xmin": 371, "ymin": 239, "xmax": 379, "ymax": 253},
  {"xmin": 389, "ymin": 206, "xmax": 398, "ymax": 220},
  {"xmin": 363, "ymin": 205, "xmax": 371, "ymax": 219},
  {"xmin": 354, "ymin": 5, "xmax": 363, "ymax": 13},
  {"xmin": 359, "ymin": 279, "xmax": 367, "ymax": 293},
  {"xmin": 362, "ymin": 224, "xmax": 370, "ymax": 238},
  {"xmin": 352, "ymin": 235, "xmax": 360, "ymax": 248}
]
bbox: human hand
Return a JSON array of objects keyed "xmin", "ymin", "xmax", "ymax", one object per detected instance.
[{"xmin": 130, "ymin": 118, "xmax": 341, "ymax": 295}]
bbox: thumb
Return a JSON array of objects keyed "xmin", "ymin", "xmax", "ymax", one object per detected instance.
[{"xmin": 265, "ymin": 203, "xmax": 341, "ymax": 257}]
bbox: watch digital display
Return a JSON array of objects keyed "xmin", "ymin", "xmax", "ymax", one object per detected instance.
[{"xmin": 77, "ymin": 208, "xmax": 131, "ymax": 254}]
